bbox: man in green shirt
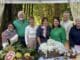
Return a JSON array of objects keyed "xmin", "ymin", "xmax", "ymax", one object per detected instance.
[{"xmin": 13, "ymin": 11, "xmax": 28, "ymax": 47}]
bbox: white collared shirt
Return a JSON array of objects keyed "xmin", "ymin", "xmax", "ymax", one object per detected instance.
[{"xmin": 61, "ymin": 20, "xmax": 73, "ymax": 40}]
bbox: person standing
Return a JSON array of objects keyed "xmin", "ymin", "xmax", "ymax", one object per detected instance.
[
  {"xmin": 61, "ymin": 11, "xmax": 73, "ymax": 40},
  {"xmin": 36, "ymin": 17, "xmax": 51, "ymax": 45},
  {"xmin": 61, "ymin": 11, "xmax": 73, "ymax": 48},
  {"xmin": 50, "ymin": 17, "xmax": 66, "ymax": 45},
  {"xmin": 25, "ymin": 16, "xmax": 37, "ymax": 49},
  {"xmin": 69, "ymin": 17, "xmax": 80, "ymax": 48},
  {"xmin": 13, "ymin": 11, "xmax": 28, "ymax": 47}
]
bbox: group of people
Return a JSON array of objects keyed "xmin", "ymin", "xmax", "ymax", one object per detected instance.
[{"xmin": 2, "ymin": 10, "xmax": 80, "ymax": 50}]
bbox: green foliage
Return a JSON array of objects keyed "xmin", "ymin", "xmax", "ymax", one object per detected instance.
[
  {"xmin": 0, "ymin": 50, "xmax": 6, "ymax": 60},
  {"xmin": 0, "ymin": 41, "xmax": 38, "ymax": 60},
  {"xmin": 22, "ymin": 4, "xmax": 71, "ymax": 25},
  {"xmin": 1, "ymin": 4, "xmax": 71, "ymax": 32}
]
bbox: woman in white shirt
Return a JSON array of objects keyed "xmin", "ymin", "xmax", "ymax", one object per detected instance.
[{"xmin": 25, "ymin": 16, "xmax": 37, "ymax": 48}]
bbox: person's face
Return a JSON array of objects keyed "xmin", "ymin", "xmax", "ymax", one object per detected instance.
[
  {"xmin": 18, "ymin": 13, "xmax": 24, "ymax": 20},
  {"xmin": 75, "ymin": 19, "xmax": 80, "ymax": 28},
  {"xmin": 29, "ymin": 19, "xmax": 34, "ymax": 25},
  {"xmin": 42, "ymin": 19, "xmax": 48, "ymax": 27},
  {"xmin": 8, "ymin": 24, "xmax": 14, "ymax": 31},
  {"xmin": 53, "ymin": 19, "xmax": 59, "ymax": 27},
  {"xmin": 63, "ymin": 13, "xmax": 69, "ymax": 21}
]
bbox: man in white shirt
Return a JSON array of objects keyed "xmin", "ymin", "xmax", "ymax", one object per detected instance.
[{"xmin": 61, "ymin": 11, "xmax": 73, "ymax": 49}]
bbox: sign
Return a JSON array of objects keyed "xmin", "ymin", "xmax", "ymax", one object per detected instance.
[{"xmin": 5, "ymin": 51, "xmax": 15, "ymax": 60}]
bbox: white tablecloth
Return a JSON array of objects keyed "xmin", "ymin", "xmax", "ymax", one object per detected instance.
[{"xmin": 38, "ymin": 56, "xmax": 72, "ymax": 60}]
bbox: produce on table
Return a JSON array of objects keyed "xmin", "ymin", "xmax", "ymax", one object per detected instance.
[
  {"xmin": 0, "ymin": 41, "xmax": 38, "ymax": 60},
  {"xmin": 15, "ymin": 52, "xmax": 22, "ymax": 59},
  {"xmin": 0, "ymin": 39, "xmax": 78, "ymax": 60}
]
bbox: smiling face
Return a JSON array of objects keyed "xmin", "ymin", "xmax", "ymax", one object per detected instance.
[
  {"xmin": 53, "ymin": 19, "xmax": 60, "ymax": 27},
  {"xmin": 8, "ymin": 24, "xmax": 14, "ymax": 31},
  {"xmin": 75, "ymin": 18, "xmax": 80, "ymax": 28},
  {"xmin": 42, "ymin": 19, "xmax": 48, "ymax": 27},
  {"xmin": 29, "ymin": 18, "xmax": 34, "ymax": 26},
  {"xmin": 63, "ymin": 12, "xmax": 70, "ymax": 21},
  {"xmin": 18, "ymin": 11, "xmax": 24, "ymax": 21}
]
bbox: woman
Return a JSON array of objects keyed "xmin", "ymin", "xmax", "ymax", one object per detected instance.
[
  {"xmin": 50, "ymin": 17, "xmax": 66, "ymax": 44},
  {"xmin": 2, "ymin": 23, "xmax": 17, "ymax": 48},
  {"xmin": 25, "ymin": 16, "xmax": 37, "ymax": 48},
  {"xmin": 36, "ymin": 17, "xmax": 51, "ymax": 45}
]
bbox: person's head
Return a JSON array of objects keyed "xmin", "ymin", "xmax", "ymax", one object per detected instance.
[
  {"xmin": 63, "ymin": 11, "xmax": 70, "ymax": 21},
  {"xmin": 29, "ymin": 16, "xmax": 35, "ymax": 26},
  {"xmin": 17, "ymin": 11, "xmax": 25, "ymax": 21},
  {"xmin": 75, "ymin": 17, "xmax": 80, "ymax": 29},
  {"xmin": 52, "ymin": 17, "xmax": 61, "ymax": 28},
  {"xmin": 41, "ymin": 17, "xmax": 48, "ymax": 27},
  {"xmin": 7, "ymin": 23, "xmax": 14, "ymax": 31}
]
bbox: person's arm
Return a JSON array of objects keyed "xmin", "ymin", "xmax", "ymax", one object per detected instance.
[
  {"xmin": 25, "ymin": 27, "xmax": 29, "ymax": 46},
  {"xmin": 48, "ymin": 26, "xmax": 51, "ymax": 37},
  {"xmin": 50, "ymin": 29, "xmax": 53, "ymax": 39},
  {"xmin": 36, "ymin": 27, "xmax": 41, "ymax": 45},
  {"xmin": 1, "ymin": 32, "xmax": 9, "ymax": 48},
  {"xmin": 37, "ymin": 37, "xmax": 41, "ymax": 45},
  {"xmin": 2, "ymin": 32, "xmax": 7, "ymax": 43},
  {"xmin": 60, "ymin": 28, "xmax": 66, "ymax": 45},
  {"xmin": 67, "ymin": 22, "xmax": 73, "ymax": 40},
  {"xmin": 13, "ymin": 20, "xmax": 16, "ymax": 27},
  {"xmin": 69, "ymin": 28, "xmax": 74, "ymax": 48}
]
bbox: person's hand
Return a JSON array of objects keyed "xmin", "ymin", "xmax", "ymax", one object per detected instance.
[
  {"xmin": 38, "ymin": 42, "xmax": 41, "ymax": 45},
  {"xmin": 27, "ymin": 45, "xmax": 30, "ymax": 48},
  {"xmin": 64, "ymin": 42, "xmax": 70, "ymax": 49},
  {"xmin": 27, "ymin": 45, "xmax": 31, "ymax": 48}
]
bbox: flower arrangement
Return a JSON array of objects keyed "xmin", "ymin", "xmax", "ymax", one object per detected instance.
[
  {"xmin": 38, "ymin": 39, "xmax": 66, "ymax": 58},
  {"xmin": 65, "ymin": 48, "xmax": 77, "ymax": 58}
]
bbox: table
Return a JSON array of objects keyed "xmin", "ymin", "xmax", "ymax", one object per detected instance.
[{"xmin": 38, "ymin": 56, "xmax": 71, "ymax": 60}]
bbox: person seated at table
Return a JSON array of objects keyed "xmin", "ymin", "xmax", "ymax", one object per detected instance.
[
  {"xmin": 36, "ymin": 17, "xmax": 51, "ymax": 45},
  {"xmin": 50, "ymin": 17, "xmax": 66, "ymax": 45},
  {"xmin": 69, "ymin": 17, "xmax": 80, "ymax": 48},
  {"xmin": 2, "ymin": 23, "xmax": 17, "ymax": 48},
  {"xmin": 25, "ymin": 16, "xmax": 38, "ymax": 48}
]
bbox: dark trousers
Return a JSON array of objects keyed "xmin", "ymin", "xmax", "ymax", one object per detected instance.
[{"xmin": 18, "ymin": 36, "xmax": 26, "ymax": 47}]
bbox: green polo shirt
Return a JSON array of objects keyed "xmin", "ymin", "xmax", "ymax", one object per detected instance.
[
  {"xmin": 13, "ymin": 19, "xmax": 28, "ymax": 37},
  {"xmin": 50, "ymin": 27, "xmax": 66, "ymax": 44}
]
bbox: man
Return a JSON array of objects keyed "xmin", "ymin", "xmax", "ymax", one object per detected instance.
[
  {"xmin": 61, "ymin": 11, "xmax": 73, "ymax": 49},
  {"xmin": 13, "ymin": 11, "xmax": 28, "ymax": 47},
  {"xmin": 69, "ymin": 17, "xmax": 80, "ymax": 48},
  {"xmin": 2, "ymin": 23, "xmax": 17, "ymax": 48}
]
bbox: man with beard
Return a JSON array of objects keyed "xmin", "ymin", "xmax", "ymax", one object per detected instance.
[{"xmin": 13, "ymin": 11, "xmax": 28, "ymax": 47}]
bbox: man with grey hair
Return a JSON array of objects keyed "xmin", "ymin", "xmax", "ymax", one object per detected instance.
[
  {"xmin": 69, "ymin": 17, "xmax": 80, "ymax": 48},
  {"xmin": 13, "ymin": 11, "xmax": 28, "ymax": 47},
  {"xmin": 61, "ymin": 11, "xmax": 73, "ymax": 48}
]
